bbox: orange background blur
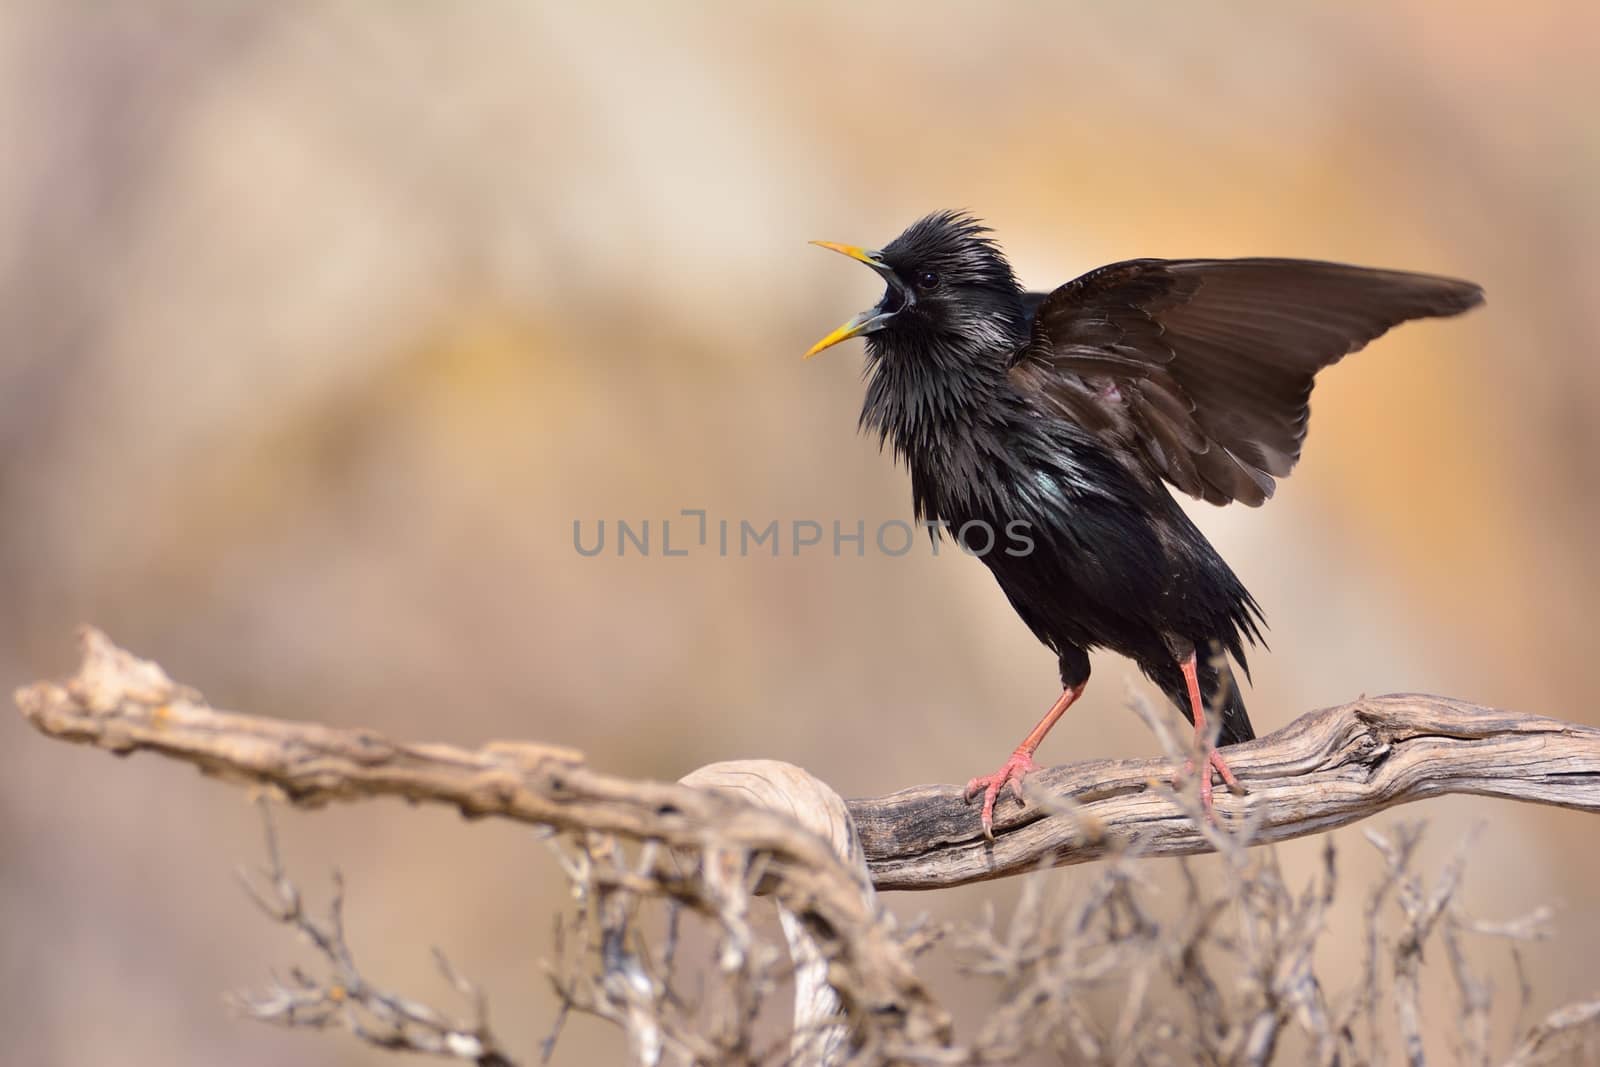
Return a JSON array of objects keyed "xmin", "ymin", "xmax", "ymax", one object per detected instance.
[{"xmin": 2, "ymin": 4, "xmax": 1596, "ymax": 1064}]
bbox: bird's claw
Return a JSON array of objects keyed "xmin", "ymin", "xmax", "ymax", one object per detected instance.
[
  {"xmin": 963, "ymin": 749, "xmax": 1038, "ymax": 839},
  {"xmin": 1175, "ymin": 746, "xmax": 1245, "ymax": 821}
]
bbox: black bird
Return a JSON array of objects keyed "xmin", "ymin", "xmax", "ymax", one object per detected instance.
[{"xmin": 806, "ymin": 211, "xmax": 1483, "ymax": 836}]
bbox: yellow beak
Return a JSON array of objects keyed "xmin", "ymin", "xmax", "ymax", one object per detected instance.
[
  {"xmin": 810, "ymin": 240, "xmax": 879, "ymax": 266},
  {"xmin": 805, "ymin": 308, "xmax": 879, "ymax": 360},
  {"xmin": 805, "ymin": 240, "xmax": 900, "ymax": 359}
]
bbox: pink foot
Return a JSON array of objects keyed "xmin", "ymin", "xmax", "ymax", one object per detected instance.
[
  {"xmin": 1176, "ymin": 745, "xmax": 1245, "ymax": 819},
  {"xmin": 964, "ymin": 748, "xmax": 1038, "ymax": 839}
]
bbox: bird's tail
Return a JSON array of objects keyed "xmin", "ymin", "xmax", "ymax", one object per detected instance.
[
  {"xmin": 1158, "ymin": 642, "xmax": 1255, "ymax": 746},
  {"xmin": 1202, "ymin": 651, "xmax": 1255, "ymax": 745}
]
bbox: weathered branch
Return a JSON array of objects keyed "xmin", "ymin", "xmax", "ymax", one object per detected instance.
[
  {"xmin": 18, "ymin": 630, "xmax": 1600, "ymax": 895},
  {"xmin": 851, "ymin": 694, "xmax": 1600, "ymax": 888},
  {"xmin": 16, "ymin": 629, "xmax": 1600, "ymax": 1066},
  {"xmin": 16, "ymin": 629, "xmax": 948, "ymax": 1054}
]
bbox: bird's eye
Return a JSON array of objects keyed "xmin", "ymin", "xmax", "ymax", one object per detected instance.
[{"xmin": 915, "ymin": 270, "xmax": 940, "ymax": 290}]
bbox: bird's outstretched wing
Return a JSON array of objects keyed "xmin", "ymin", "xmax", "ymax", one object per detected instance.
[{"xmin": 1010, "ymin": 258, "xmax": 1483, "ymax": 505}]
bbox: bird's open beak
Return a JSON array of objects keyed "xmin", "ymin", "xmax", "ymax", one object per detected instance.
[{"xmin": 805, "ymin": 241, "xmax": 903, "ymax": 359}]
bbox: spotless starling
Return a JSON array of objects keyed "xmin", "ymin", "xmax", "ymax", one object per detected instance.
[{"xmin": 807, "ymin": 212, "xmax": 1483, "ymax": 837}]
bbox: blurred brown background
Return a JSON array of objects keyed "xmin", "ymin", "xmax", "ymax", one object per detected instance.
[{"xmin": 2, "ymin": 3, "xmax": 1596, "ymax": 1064}]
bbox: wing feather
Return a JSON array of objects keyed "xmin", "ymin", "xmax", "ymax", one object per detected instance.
[{"xmin": 1011, "ymin": 258, "xmax": 1483, "ymax": 505}]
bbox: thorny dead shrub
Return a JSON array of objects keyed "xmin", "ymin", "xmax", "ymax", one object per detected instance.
[
  {"xmin": 234, "ymin": 807, "xmax": 1600, "ymax": 1066},
  {"xmin": 529, "ymin": 822, "xmax": 1599, "ymax": 1066}
]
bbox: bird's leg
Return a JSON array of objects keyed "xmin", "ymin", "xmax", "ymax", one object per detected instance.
[
  {"xmin": 963, "ymin": 682, "xmax": 1086, "ymax": 839},
  {"xmin": 1175, "ymin": 651, "xmax": 1241, "ymax": 816}
]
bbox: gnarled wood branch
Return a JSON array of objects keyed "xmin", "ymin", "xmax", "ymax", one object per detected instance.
[
  {"xmin": 13, "ymin": 629, "xmax": 947, "ymax": 1052},
  {"xmin": 16, "ymin": 629, "xmax": 1600, "ymax": 1066},
  {"xmin": 17, "ymin": 630, "xmax": 1600, "ymax": 894},
  {"xmin": 854, "ymin": 693, "xmax": 1600, "ymax": 888}
]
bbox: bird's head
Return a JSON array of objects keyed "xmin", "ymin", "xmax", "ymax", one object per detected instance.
[{"xmin": 805, "ymin": 211, "xmax": 1026, "ymax": 361}]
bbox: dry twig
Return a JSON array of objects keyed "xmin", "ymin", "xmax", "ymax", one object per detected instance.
[{"xmin": 230, "ymin": 800, "xmax": 515, "ymax": 1065}]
